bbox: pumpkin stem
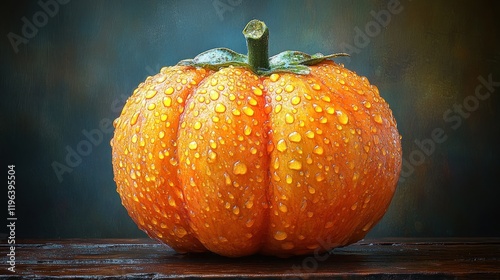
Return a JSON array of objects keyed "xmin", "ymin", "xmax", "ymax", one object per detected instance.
[{"xmin": 243, "ymin": 19, "xmax": 270, "ymax": 72}]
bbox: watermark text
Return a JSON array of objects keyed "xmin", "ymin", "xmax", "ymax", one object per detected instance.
[{"xmin": 6, "ymin": 165, "xmax": 16, "ymax": 273}]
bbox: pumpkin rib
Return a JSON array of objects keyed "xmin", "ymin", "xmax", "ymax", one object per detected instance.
[
  {"xmin": 176, "ymin": 66, "xmax": 272, "ymax": 256},
  {"xmin": 308, "ymin": 62, "xmax": 402, "ymax": 244},
  {"xmin": 155, "ymin": 66, "xmax": 211, "ymax": 253},
  {"xmin": 307, "ymin": 63, "xmax": 373, "ymax": 246},
  {"xmin": 259, "ymin": 78, "xmax": 276, "ymax": 255},
  {"xmin": 171, "ymin": 67, "xmax": 208, "ymax": 253}
]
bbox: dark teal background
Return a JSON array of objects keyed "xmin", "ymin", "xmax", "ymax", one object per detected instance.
[{"xmin": 1, "ymin": 0, "xmax": 499, "ymax": 240}]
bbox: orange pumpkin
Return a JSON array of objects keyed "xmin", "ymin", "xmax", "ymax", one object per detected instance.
[{"xmin": 111, "ymin": 20, "xmax": 402, "ymax": 257}]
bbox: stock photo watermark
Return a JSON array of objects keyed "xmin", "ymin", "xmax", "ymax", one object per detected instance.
[
  {"xmin": 6, "ymin": 165, "xmax": 17, "ymax": 273},
  {"xmin": 339, "ymin": 0, "xmax": 405, "ymax": 63},
  {"xmin": 51, "ymin": 62, "xmax": 165, "ymax": 183},
  {"xmin": 399, "ymin": 74, "xmax": 499, "ymax": 182},
  {"xmin": 282, "ymin": 236, "xmax": 337, "ymax": 279},
  {"xmin": 7, "ymin": 0, "xmax": 70, "ymax": 54},
  {"xmin": 212, "ymin": 0, "xmax": 242, "ymax": 21},
  {"xmin": 51, "ymin": 95, "xmax": 128, "ymax": 183}
]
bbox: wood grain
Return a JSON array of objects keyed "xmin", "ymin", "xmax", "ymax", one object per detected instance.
[{"xmin": 1, "ymin": 238, "xmax": 499, "ymax": 279}]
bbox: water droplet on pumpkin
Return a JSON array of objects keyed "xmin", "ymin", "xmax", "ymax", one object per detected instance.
[
  {"xmin": 130, "ymin": 112, "xmax": 140, "ymax": 125},
  {"xmin": 312, "ymin": 84, "xmax": 321, "ymax": 90},
  {"xmin": 285, "ymin": 113, "xmax": 294, "ymax": 124},
  {"xmin": 276, "ymin": 139, "xmax": 287, "ymax": 152},
  {"xmin": 253, "ymin": 87, "xmax": 263, "ymax": 96},
  {"xmin": 188, "ymin": 141, "xmax": 198, "ymax": 150},
  {"xmin": 145, "ymin": 90, "xmax": 157, "ymax": 99},
  {"xmin": 352, "ymin": 172, "xmax": 360, "ymax": 181},
  {"xmin": 274, "ymin": 104, "xmax": 282, "ymax": 113},
  {"xmin": 362, "ymin": 221, "xmax": 374, "ymax": 232},
  {"xmin": 313, "ymin": 146, "xmax": 324, "ymax": 155},
  {"xmin": 337, "ymin": 111, "xmax": 349, "ymax": 125},
  {"xmin": 245, "ymin": 219, "xmax": 255, "ymax": 227},
  {"xmin": 364, "ymin": 196, "xmax": 371, "ymax": 204},
  {"xmin": 288, "ymin": 131, "xmax": 302, "ymax": 142},
  {"xmin": 233, "ymin": 161, "xmax": 248, "ymax": 175},
  {"xmin": 224, "ymin": 173, "xmax": 232, "ymax": 185},
  {"xmin": 274, "ymin": 231, "xmax": 287, "ymax": 241},
  {"xmin": 374, "ymin": 114, "xmax": 383, "ymax": 124},
  {"xmin": 288, "ymin": 159, "xmax": 302, "ymax": 170},
  {"xmin": 291, "ymin": 96, "xmax": 301, "ymax": 105},
  {"xmin": 279, "ymin": 203, "xmax": 288, "ymax": 213},
  {"xmin": 168, "ymin": 195, "xmax": 176, "ymax": 207},
  {"xmin": 270, "ymin": 73, "xmax": 280, "ymax": 82},
  {"xmin": 248, "ymin": 97, "xmax": 258, "ymax": 106},
  {"xmin": 243, "ymin": 125, "xmax": 252, "ymax": 136},
  {"xmin": 313, "ymin": 104, "xmax": 323, "ymax": 113},
  {"xmin": 364, "ymin": 145, "xmax": 370, "ymax": 153},
  {"xmin": 351, "ymin": 202, "xmax": 358, "ymax": 211},
  {"xmin": 305, "ymin": 130, "xmax": 315, "ymax": 139},
  {"xmin": 209, "ymin": 90, "xmax": 220, "ymax": 101},
  {"xmin": 193, "ymin": 121, "xmax": 202, "ymax": 130},
  {"xmin": 272, "ymin": 172, "xmax": 281, "ymax": 181},
  {"xmin": 215, "ymin": 103, "xmax": 226, "ymax": 113},
  {"xmin": 207, "ymin": 149, "xmax": 217, "ymax": 161},
  {"xmin": 315, "ymin": 173, "xmax": 325, "ymax": 182},
  {"xmin": 326, "ymin": 106, "xmax": 335, "ymax": 115},
  {"xmin": 174, "ymin": 226, "xmax": 187, "ymax": 238},
  {"xmin": 306, "ymin": 155, "xmax": 313, "ymax": 165},
  {"xmin": 164, "ymin": 87, "xmax": 174, "ymax": 95},
  {"xmin": 129, "ymin": 170, "xmax": 137, "ymax": 180},
  {"xmin": 131, "ymin": 134, "xmax": 138, "ymax": 143},
  {"xmin": 232, "ymin": 206, "xmax": 240, "ymax": 215},
  {"xmin": 245, "ymin": 200, "xmax": 254, "ymax": 209},
  {"xmin": 139, "ymin": 138, "xmax": 146, "ymax": 147},
  {"xmin": 163, "ymin": 97, "xmax": 172, "ymax": 107},
  {"xmin": 308, "ymin": 185, "xmax": 316, "ymax": 194},
  {"xmin": 285, "ymin": 84, "xmax": 295, "ymax": 93},
  {"xmin": 227, "ymin": 109, "xmax": 239, "ymax": 117},
  {"xmin": 242, "ymin": 106, "xmax": 254, "ymax": 116}
]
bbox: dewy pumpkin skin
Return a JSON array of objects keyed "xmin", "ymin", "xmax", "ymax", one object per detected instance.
[{"xmin": 111, "ymin": 20, "xmax": 402, "ymax": 257}]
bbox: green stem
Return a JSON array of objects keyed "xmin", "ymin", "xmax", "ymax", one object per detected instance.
[{"xmin": 243, "ymin": 19, "xmax": 270, "ymax": 72}]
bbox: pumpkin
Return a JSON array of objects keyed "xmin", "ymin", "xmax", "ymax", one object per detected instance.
[{"xmin": 111, "ymin": 20, "xmax": 402, "ymax": 257}]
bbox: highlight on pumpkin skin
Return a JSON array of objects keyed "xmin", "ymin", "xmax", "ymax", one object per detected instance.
[{"xmin": 111, "ymin": 19, "xmax": 402, "ymax": 257}]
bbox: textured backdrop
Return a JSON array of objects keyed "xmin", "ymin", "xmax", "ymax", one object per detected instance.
[{"xmin": 1, "ymin": 0, "xmax": 499, "ymax": 239}]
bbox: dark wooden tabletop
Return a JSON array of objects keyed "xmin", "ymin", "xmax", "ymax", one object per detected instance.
[{"xmin": 1, "ymin": 238, "xmax": 499, "ymax": 279}]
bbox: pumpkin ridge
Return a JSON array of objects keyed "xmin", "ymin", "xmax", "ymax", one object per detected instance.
[
  {"xmin": 173, "ymin": 67, "xmax": 209, "ymax": 251},
  {"xmin": 259, "ymin": 78, "xmax": 275, "ymax": 254}
]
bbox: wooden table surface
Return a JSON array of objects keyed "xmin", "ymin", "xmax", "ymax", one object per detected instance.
[{"xmin": 1, "ymin": 238, "xmax": 499, "ymax": 279}]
